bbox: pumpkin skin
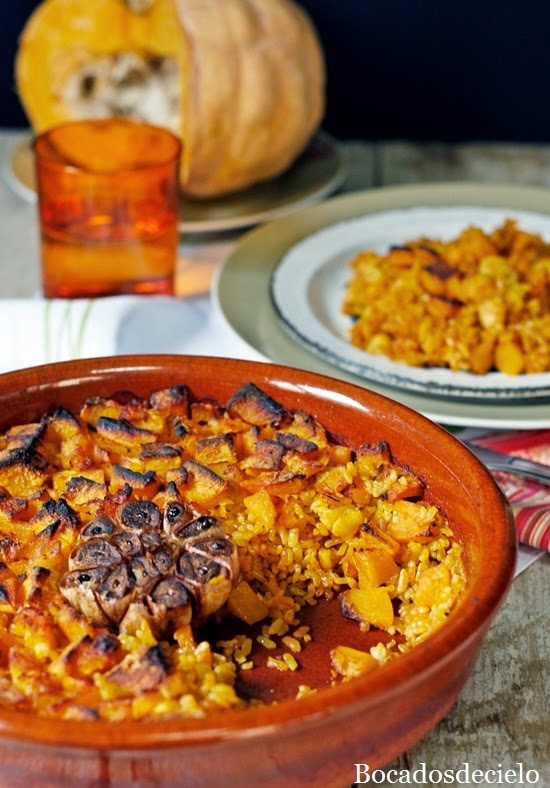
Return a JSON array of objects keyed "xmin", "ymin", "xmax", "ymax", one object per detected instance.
[{"xmin": 15, "ymin": 0, "xmax": 326, "ymax": 197}]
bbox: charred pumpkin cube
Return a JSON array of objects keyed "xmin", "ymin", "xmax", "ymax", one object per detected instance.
[
  {"xmin": 226, "ymin": 383, "xmax": 288, "ymax": 427},
  {"xmin": 50, "ymin": 632, "xmax": 122, "ymax": 679},
  {"xmin": 149, "ymin": 385, "xmax": 189, "ymax": 416},
  {"xmin": 240, "ymin": 439, "xmax": 284, "ymax": 471},
  {"xmin": 60, "ymin": 474, "xmax": 107, "ymax": 507},
  {"xmin": 180, "ymin": 460, "xmax": 228, "ymax": 504},
  {"xmin": 355, "ymin": 441, "xmax": 392, "ymax": 477},
  {"xmin": 4, "ymin": 421, "xmax": 46, "ymax": 451},
  {"xmin": 96, "ymin": 417, "xmax": 156, "ymax": 451},
  {"xmin": 79, "ymin": 397, "xmax": 125, "ymax": 427},
  {"xmin": 0, "ymin": 447, "xmax": 48, "ymax": 496},
  {"xmin": 110, "ymin": 466, "xmax": 159, "ymax": 496}
]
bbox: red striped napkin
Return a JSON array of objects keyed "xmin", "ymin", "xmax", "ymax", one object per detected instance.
[{"xmin": 462, "ymin": 429, "xmax": 550, "ymax": 552}]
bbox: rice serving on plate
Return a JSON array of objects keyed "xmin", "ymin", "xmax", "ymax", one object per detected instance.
[{"xmin": 342, "ymin": 219, "xmax": 550, "ymax": 375}]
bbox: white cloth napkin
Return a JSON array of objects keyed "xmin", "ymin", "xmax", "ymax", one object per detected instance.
[{"xmin": 0, "ymin": 295, "xmax": 266, "ymax": 373}]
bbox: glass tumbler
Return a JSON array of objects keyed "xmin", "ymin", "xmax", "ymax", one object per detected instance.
[{"xmin": 33, "ymin": 118, "xmax": 182, "ymax": 298}]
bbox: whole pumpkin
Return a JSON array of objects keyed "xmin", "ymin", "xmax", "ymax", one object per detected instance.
[{"xmin": 15, "ymin": 0, "xmax": 325, "ymax": 197}]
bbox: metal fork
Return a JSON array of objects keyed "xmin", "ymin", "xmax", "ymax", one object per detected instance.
[{"xmin": 463, "ymin": 442, "xmax": 550, "ymax": 487}]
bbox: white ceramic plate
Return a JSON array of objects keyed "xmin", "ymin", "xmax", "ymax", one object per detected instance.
[
  {"xmin": 214, "ymin": 182, "xmax": 550, "ymax": 429},
  {"xmin": 270, "ymin": 205, "xmax": 550, "ymax": 402},
  {"xmin": 6, "ymin": 131, "xmax": 346, "ymax": 234}
]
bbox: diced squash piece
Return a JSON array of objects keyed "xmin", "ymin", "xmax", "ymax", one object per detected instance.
[
  {"xmin": 240, "ymin": 439, "xmax": 284, "ymax": 471},
  {"xmin": 51, "ymin": 470, "xmax": 106, "ymax": 501},
  {"xmin": 330, "ymin": 644, "xmax": 378, "ymax": 679},
  {"xmin": 227, "ymin": 383, "xmax": 288, "ymax": 427},
  {"xmin": 316, "ymin": 463, "xmax": 355, "ymax": 493},
  {"xmin": 383, "ymin": 471, "xmax": 424, "ymax": 502},
  {"xmin": 96, "ymin": 417, "xmax": 156, "ymax": 450},
  {"xmin": 355, "ymin": 549, "xmax": 399, "ymax": 588},
  {"xmin": 340, "ymin": 587, "xmax": 394, "ymax": 630},
  {"xmin": 355, "ymin": 441, "xmax": 392, "ymax": 477},
  {"xmin": 149, "ymin": 385, "xmax": 189, "ymax": 415},
  {"xmin": 0, "ymin": 449, "xmax": 47, "ymax": 496},
  {"xmin": 240, "ymin": 470, "xmax": 306, "ymax": 497},
  {"xmin": 328, "ymin": 444, "xmax": 353, "ymax": 465},
  {"xmin": 315, "ymin": 503, "xmax": 363, "ymax": 539},
  {"xmin": 0, "ymin": 496, "xmax": 30, "ymax": 524},
  {"xmin": 283, "ymin": 451, "xmax": 327, "ymax": 479},
  {"xmin": 244, "ymin": 489, "xmax": 277, "ymax": 531},
  {"xmin": 49, "ymin": 632, "xmax": 122, "ymax": 679},
  {"xmin": 359, "ymin": 522, "xmax": 401, "ymax": 558},
  {"xmin": 109, "ymin": 465, "xmax": 158, "ymax": 495},
  {"xmin": 189, "ymin": 400, "xmax": 225, "ymax": 426},
  {"xmin": 331, "ymin": 508, "xmax": 364, "ymax": 539},
  {"xmin": 227, "ymin": 581, "xmax": 269, "ymax": 625},
  {"xmin": 44, "ymin": 406, "xmax": 81, "ymax": 437},
  {"xmin": 495, "ymin": 339, "xmax": 524, "ymax": 375},
  {"xmin": 48, "ymin": 599, "xmax": 96, "ymax": 642},
  {"xmin": 284, "ymin": 410, "xmax": 327, "ymax": 446},
  {"xmin": 181, "ymin": 459, "xmax": 228, "ymax": 504},
  {"xmin": 104, "ymin": 646, "xmax": 169, "ymax": 695},
  {"xmin": 276, "ymin": 432, "xmax": 319, "ymax": 456},
  {"xmin": 194, "ymin": 434, "xmax": 237, "ymax": 465},
  {"xmin": 79, "ymin": 397, "xmax": 124, "ymax": 427},
  {"xmin": 138, "ymin": 443, "xmax": 183, "ymax": 476}
]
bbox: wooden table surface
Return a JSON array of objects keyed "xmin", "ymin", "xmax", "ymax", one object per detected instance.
[{"xmin": 0, "ymin": 128, "xmax": 548, "ymax": 787}]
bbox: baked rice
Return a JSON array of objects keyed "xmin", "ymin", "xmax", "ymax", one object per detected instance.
[{"xmin": 0, "ymin": 381, "xmax": 467, "ymax": 720}]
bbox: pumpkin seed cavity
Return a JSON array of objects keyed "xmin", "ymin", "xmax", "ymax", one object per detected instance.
[{"xmin": 61, "ymin": 52, "xmax": 180, "ymax": 135}]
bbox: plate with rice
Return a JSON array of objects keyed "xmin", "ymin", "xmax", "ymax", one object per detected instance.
[{"xmin": 270, "ymin": 204, "xmax": 550, "ymax": 401}]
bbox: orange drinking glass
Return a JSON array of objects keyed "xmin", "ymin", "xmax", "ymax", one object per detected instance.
[{"xmin": 33, "ymin": 118, "xmax": 182, "ymax": 298}]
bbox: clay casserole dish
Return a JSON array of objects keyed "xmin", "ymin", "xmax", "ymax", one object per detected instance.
[{"xmin": 0, "ymin": 355, "xmax": 516, "ymax": 787}]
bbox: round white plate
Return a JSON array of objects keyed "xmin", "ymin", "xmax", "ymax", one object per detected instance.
[
  {"xmin": 214, "ymin": 182, "xmax": 550, "ymax": 429},
  {"xmin": 270, "ymin": 205, "xmax": 550, "ymax": 402},
  {"xmin": 6, "ymin": 131, "xmax": 347, "ymax": 234}
]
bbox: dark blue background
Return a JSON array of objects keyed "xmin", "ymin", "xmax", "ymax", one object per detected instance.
[{"xmin": 3, "ymin": 1, "xmax": 550, "ymax": 142}]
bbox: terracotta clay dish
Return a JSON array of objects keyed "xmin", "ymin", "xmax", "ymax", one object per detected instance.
[{"xmin": 0, "ymin": 355, "xmax": 516, "ymax": 787}]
